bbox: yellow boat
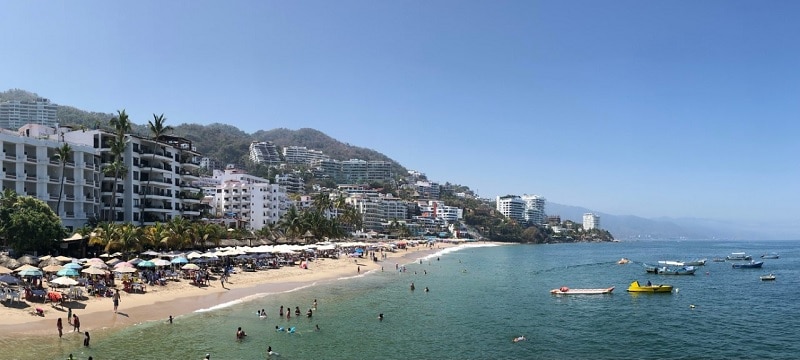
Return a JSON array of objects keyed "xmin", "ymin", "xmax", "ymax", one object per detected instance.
[{"xmin": 627, "ymin": 280, "xmax": 673, "ymax": 293}]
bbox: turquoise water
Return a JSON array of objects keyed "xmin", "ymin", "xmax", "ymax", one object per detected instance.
[{"xmin": 6, "ymin": 240, "xmax": 800, "ymax": 359}]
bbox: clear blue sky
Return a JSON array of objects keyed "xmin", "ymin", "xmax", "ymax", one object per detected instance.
[{"xmin": 2, "ymin": 1, "xmax": 799, "ymax": 223}]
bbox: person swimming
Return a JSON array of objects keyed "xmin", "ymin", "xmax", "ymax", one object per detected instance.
[
  {"xmin": 236, "ymin": 327, "xmax": 247, "ymax": 340},
  {"xmin": 287, "ymin": 327, "xmax": 296, "ymax": 334},
  {"xmin": 424, "ymin": 287, "xmax": 429, "ymax": 292},
  {"xmin": 378, "ymin": 313, "xmax": 384, "ymax": 321},
  {"xmin": 275, "ymin": 326, "xmax": 284, "ymax": 332},
  {"xmin": 410, "ymin": 282, "xmax": 415, "ymax": 291},
  {"xmin": 513, "ymin": 336, "xmax": 526, "ymax": 343}
]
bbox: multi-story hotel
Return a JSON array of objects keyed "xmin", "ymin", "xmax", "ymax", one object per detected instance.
[
  {"xmin": 1, "ymin": 124, "xmax": 100, "ymax": 231},
  {"xmin": 315, "ymin": 159, "xmax": 392, "ymax": 183},
  {"xmin": 0, "ymin": 98, "xmax": 58, "ymax": 130},
  {"xmin": 63, "ymin": 129, "xmax": 205, "ymax": 225},
  {"xmin": 283, "ymin": 146, "xmax": 328, "ymax": 165},
  {"xmin": 583, "ymin": 213, "xmax": 600, "ymax": 230},
  {"xmin": 496, "ymin": 195, "xmax": 525, "ymax": 222},
  {"xmin": 521, "ymin": 194, "xmax": 546, "ymax": 225},
  {"xmin": 205, "ymin": 167, "xmax": 290, "ymax": 230}
]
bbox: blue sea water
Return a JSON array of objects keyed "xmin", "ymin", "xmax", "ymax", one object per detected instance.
[{"xmin": 5, "ymin": 240, "xmax": 800, "ymax": 360}]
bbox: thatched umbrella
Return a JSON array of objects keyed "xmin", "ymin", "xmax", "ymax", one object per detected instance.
[
  {"xmin": 1, "ymin": 258, "xmax": 20, "ymax": 270},
  {"xmin": 0, "ymin": 265, "xmax": 13, "ymax": 274},
  {"xmin": 38, "ymin": 257, "xmax": 63, "ymax": 267},
  {"xmin": 42, "ymin": 264, "xmax": 64, "ymax": 273},
  {"xmin": 17, "ymin": 255, "xmax": 39, "ymax": 265}
]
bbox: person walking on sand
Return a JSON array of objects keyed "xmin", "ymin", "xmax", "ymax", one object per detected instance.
[
  {"xmin": 57, "ymin": 318, "xmax": 63, "ymax": 338},
  {"xmin": 220, "ymin": 276, "xmax": 226, "ymax": 289},
  {"xmin": 112, "ymin": 289, "xmax": 121, "ymax": 313},
  {"xmin": 72, "ymin": 314, "xmax": 80, "ymax": 332}
]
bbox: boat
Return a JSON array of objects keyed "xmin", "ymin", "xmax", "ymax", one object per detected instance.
[
  {"xmin": 617, "ymin": 258, "xmax": 631, "ymax": 264},
  {"xmin": 760, "ymin": 274, "xmax": 776, "ymax": 281},
  {"xmin": 732, "ymin": 261, "xmax": 763, "ymax": 269},
  {"xmin": 550, "ymin": 286, "xmax": 615, "ymax": 295},
  {"xmin": 761, "ymin": 253, "xmax": 780, "ymax": 259},
  {"xmin": 657, "ymin": 260, "xmax": 684, "ymax": 266},
  {"xmin": 726, "ymin": 252, "xmax": 752, "ymax": 261},
  {"xmin": 683, "ymin": 258, "xmax": 707, "ymax": 266},
  {"xmin": 627, "ymin": 280, "xmax": 673, "ymax": 293},
  {"xmin": 657, "ymin": 258, "xmax": 706, "ymax": 266},
  {"xmin": 712, "ymin": 257, "xmax": 726, "ymax": 262},
  {"xmin": 644, "ymin": 264, "xmax": 696, "ymax": 275}
]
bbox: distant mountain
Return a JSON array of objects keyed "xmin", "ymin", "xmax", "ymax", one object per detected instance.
[{"xmin": 545, "ymin": 203, "xmax": 797, "ymax": 241}]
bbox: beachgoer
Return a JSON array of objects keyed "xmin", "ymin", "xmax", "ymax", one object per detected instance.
[
  {"xmin": 306, "ymin": 308, "xmax": 313, "ymax": 317},
  {"xmin": 425, "ymin": 287, "xmax": 429, "ymax": 292},
  {"xmin": 112, "ymin": 289, "xmax": 121, "ymax": 313},
  {"xmin": 513, "ymin": 336, "xmax": 526, "ymax": 343},
  {"xmin": 83, "ymin": 331, "xmax": 90, "ymax": 347},
  {"xmin": 236, "ymin": 327, "xmax": 247, "ymax": 340},
  {"xmin": 67, "ymin": 307, "xmax": 72, "ymax": 323},
  {"xmin": 315, "ymin": 324, "xmax": 320, "ymax": 331},
  {"xmin": 295, "ymin": 306, "xmax": 301, "ymax": 316},
  {"xmin": 67, "ymin": 354, "xmax": 73, "ymax": 360},
  {"xmin": 267, "ymin": 346, "xmax": 274, "ymax": 356},
  {"xmin": 204, "ymin": 354, "xmax": 211, "ymax": 360},
  {"xmin": 57, "ymin": 318, "xmax": 63, "ymax": 338},
  {"xmin": 410, "ymin": 282, "xmax": 415, "ymax": 291},
  {"xmin": 220, "ymin": 277, "xmax": 226, "ymax": 289},
  {"xmin": 357, "ymin": 266, "xmax": 360, "ymax": 273},
  {"xmin": 279, "ymin": 306, "xmax": 284, "ymax": 316},
  {"xmin": 275, "ymin": 325, "xmax": 284, "ymax": 332},
  {"xmin": 312, "ymin": 299, "xmax": 317, "ymax": 309},
  {"xmin": 646, "ymin": 280, "xmax": 652, "ymax": 286},
  {"xmin": 378, "ymin": 313, "xmax": 384, "ymax": 321},
  {"xmin": 168, "ymin": 315, "xmax": 173, "ymax": 324},
  {"xmin": 72, "ymin": 314, "xmax": 80, "ymax": 332}
]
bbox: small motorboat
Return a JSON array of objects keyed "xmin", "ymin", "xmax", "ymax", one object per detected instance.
[
  {"xmin": 550, "ymin": 286, "xmax": 614, "ymax": 295},
  {"xmin": 760, "ymin": 274, "xmax": 776, "ymax": 281},
  {"xmin": 761, "ymin": 253, "xmax": 780, "ymax": 259},
  {"xmin": 627, "ymin": 280, "xmax": 673, "ymax": 293},
  {"xmin": 645, "ymin": 265, "xmax": 696, "ymax": 275},
  {"xmin": 726, "ymin": 252, "xmax": 752, "ymax": 261},
  {"xmin": 617, "ymin": 258, "xmax": 631, "ymax": 264},
  {"xmin": 732, "ymin": 261, "xmax": 763, "ymax": 269}
]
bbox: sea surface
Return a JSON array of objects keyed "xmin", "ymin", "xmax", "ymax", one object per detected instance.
[{"xmin": 4, "ymin": 240, "xmax": 799, "ymax": 360}]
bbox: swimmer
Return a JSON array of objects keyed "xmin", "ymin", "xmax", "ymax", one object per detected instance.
[
  {"xmin": 287, "ymin": 327, "xmax": 295, "ymax": 334},
  {"xmin": 275, "ymin": 325, "xmax": 284, "ymax": 332},
  {"xmin": 315, "ymin": 324, "xmax": 321, "ymax": 331},
  {"xmin": 410, "ymin": 282, "xmax": 415, "ymax": 291},
  {"xmin": 513, "ymin": 336, "xmax": 526, "ymax": 343},
  {"xmin": 378, "ymin": 313, "xmax": 384, "ymax": 321},
  {"xmin": 306, "ymin": 308, "xmax": 313, "ymax": 317},
  {"xmin": 236, "ymin": 327, "xmax": 247, "ymax": 340},
  {"xmin": 424, "ymin": 287, "xmax": 429, "ymax": 292}
]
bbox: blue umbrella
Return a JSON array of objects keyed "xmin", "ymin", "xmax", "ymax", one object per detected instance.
[
  {"xmin": 57, "ymin": 268, "xmax": 80, "ymax": 277},
  {"xmin": 137, "ymin": 260, "xmax": 155, "ymax": 268},
  {"xmin": 63, "ymin": 262, "xmax": 83, "ymax": 270},
  {"xmin": 170, "ymin": 257, "xmax": 189, "ymax": 264},
  {"xmin": 18, "ymin": 268, "xmax": 43, "ymax": 277},
  {"xmin": 0, "ymin": 274, "xmax": 20, "ymax": 285}
]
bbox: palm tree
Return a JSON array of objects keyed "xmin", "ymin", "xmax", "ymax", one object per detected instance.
[
  {"xmin": 103, "ymin": 158, "xmax": 127, "ymax": 222},
  {"xmin": 53, "ymin": 143, "xmax": 73, "ymax": 216},
  {"xmin": 105, "ymin": 110, "xmax": 131, "ymax": 223},
  {"xmin": 140, "ymin": 113, "xmax": 173, "ymax": 225},
  {"xmin": 278, "ymin": 206, "xmax": 305, "ymax": 242},
  {"xmin": 109, "ymin": 109, "xmax": 132, "ymax": 137}
]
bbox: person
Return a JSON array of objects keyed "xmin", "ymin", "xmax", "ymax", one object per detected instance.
[
  {"xmin": 204, "ymin": 354, "xmax": 211, "ymax": 360},
  {"xmin": 279, "ymin": 305, "xmax": 284, "ymax": 316},
  {"xmin": 220, "ymin": 276, "xmax": 226, "ymax": 289},
  {"xmin": 295, "ymin": 306, "xmax": 301, "ymax": 316},
  {"xmin": 287, "ymin": 327, "xmax": 295, "ymax": 334},
  {"xmin": 275, "ymin": 325, "xmax": 284, "ymax": 332},
  {"xmin": 424, "ymin": 287, "xmax": 429, "ymax": 292},
  {"xmin": 312, "ymin": 299, "xmax": 317, "ymax": 309},
  {"xmin": 83, "ymin": 331, "xmax": 90, "ymax": 347},
  {"xmin": 410, "ymin": 282, "xmax": 415, "ymax": 291},
  {"xmin": 378, "ymin": 313, "xmax": 384, "ymax": 321},
  {"xmin": 306, "ymin": 308, "xmax": 313, "ymax": 317},
  {"xmin": 67, "ymin": 307, "xmax": 72, "ymax": 323},
  {"xmin": 112, "ymin": 288, "xmax": 121, "ymax": 313},
  {"xmin": 357, "ymin": 265, "xmax": 360, "ymax": 274},
  {"xmin": 57, "ymin": 318, "xmax": 63, "ymax": 338},
  {"xmin": 168, "ymin": 315, "xmax": 173, "ymax": 324},
  {"xmin": 72, "ymin": 314, "xmax": 80, "ymax": 332},
  {"xmin": 236, "ymin": 327, "xmax": 247, "ymax": 340},
  {"xmin": 646, "ymin": 280, "xmax": 652, "ymax": 286},
  {"xmin": 513, "ymin": 336, "xmax": 526, "ymax": 343},
  {"xmin": 267, "ymin": 346, "xmax": 274, "ymax": 356},
  {"xmin": 315, "ymin": 324, "xmax": 320, "ymax": 331}
]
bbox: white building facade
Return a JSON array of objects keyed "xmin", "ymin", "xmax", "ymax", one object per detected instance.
[{"xmin": 583, "ymin": 213, "xmax": 600, "ymax": 230}]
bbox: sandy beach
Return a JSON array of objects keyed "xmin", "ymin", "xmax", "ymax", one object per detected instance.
[{"xmin": 0, "ymin": 243, "xmax": 456, "ymax": 337}]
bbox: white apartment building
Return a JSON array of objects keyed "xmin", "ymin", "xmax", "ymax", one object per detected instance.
[
  {"xmin": 1, "ymin": 124, "xmax": 101, "ymax": 231},
  {"xmin": 415, "ymin": 181, "xmax": 440, "ymax": 200},
  {"xmin": 206, "ymin": 169, "xmax": 289, "ymax": 230},
  {"xmin": 316, "ymin": 159, "xmax": 392, "ymax": 183},
  {"xmin": 283, "ymin": 146, "xmax": 328, "ymax": 165},
  {"xmin": 521, "ymin": 194, "xmax": 546, "ymax": 225},
  {"xmin": 248, "ymin": 141, "xmax": 281, "ymax": 166},
  {"xmin": 418, "ymin": 200, "xmax": 462, "ymax": 223},
  {"xmin": 275, "ymin": 173, "xmax": 304, "ymax": 194},
  {"xmin": 346, "ymin": 193, "xmax": 407, "ymax": 231},
  {"xmin": 63, "ymin": 129, "xmax": 205, "ymax": 225},
  {"xmin": 583, "ymin": 213, "xmax": 600, "ymax": 230},
  {"xmin": 0, "ymin": 98, "xmax": 58, "ymax": 130},
  {"xmin": 496, "ymin": 195, "xmax": 525, "ymax": 222}
]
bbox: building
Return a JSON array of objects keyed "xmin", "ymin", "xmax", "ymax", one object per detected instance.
[
  {"xmin": 583, "ymin": 213, "xmax": 600, "ymax": 230},
  {"xmin": 496, "ymin": 195, "xmax": 525, "ymax": 222},
  {"xmin": 1, "ymin": 124, "xmax": 100, "ymax": 231},
  {"xmin": 521, "ymin": 194, "xmax": 546, "ymax": 225},
  {"xmin": 248, "ymin": 141, "xmax": 281, "ymax": 166},
  {"xmin": 0, "ymin": 98, "xmax": 58, "ymax": 130},
  {"xmin": 275, "ymin": 172, "xmax": 305, "ymax": 194},
  {"xmin": 415, "ymin": 181, "xmax": 440, "ymax": 200},
  {"xmin": 315, "ymin": 159, "xmax": 392, "ymax": 183},
  {"xmin": 208, "ymin": 179, "xmax": 289, "ymax": 231},
  {"xmin": 63, "ymin": 129, "xmax": 205, "ymax": 225},
  {"xmin": 282, "ymin": 146, "xmax": 328, "ymax": 165}
]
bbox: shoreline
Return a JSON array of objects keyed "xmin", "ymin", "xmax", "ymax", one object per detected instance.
[{"xmin": 1, "ymin": 242, "xmax": 500, "ymax": 338}]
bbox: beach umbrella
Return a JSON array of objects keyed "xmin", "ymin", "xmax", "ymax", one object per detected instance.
[
  {"xmin": 114, "ymin": 267, "xmax": 138, "ymax": 273},
  {"xmin": 0, "ymin": 265, "xmax": 12, "ymax": 274},
  {"xmin": 39, "ymin": 255, "xmax": 53, "ymax": 261},
  {"xmin": 128, "ymin": 258, "xmax": 143, "ymax": 265},
  {"xmin": 14, "ymin": 264, "xmax": 38, "ymax": 273},
  {"xmin": 170, "ymin": 257, "xmax": 189, "ymax": 264},
  {"xmin": 18, "ymin": 268, "xmax": 43, "ymax": 277},
  {"xmin": 99, "ymin": 253, "xmax": 111, "ymax": 258},
  {"xmin": 57, "ymin": 268, "xmax": 80, "ymax": 277},
  {"xmin": 42, "ymin": 264, "xmax": 64, "ymax": 273},
  {"xmin": 0, "ymin": 274, "xmax": 20, "ymax": 285},
  {"xmin": 153, "ymin": 259, "xmax": 171, "ymax": 267},
  {"xmin": 38, "ymin": 257, "xmax": 62, "ymax": 267},
  {"xmin": 81, "ymin": 267, "xmax": 108, "ymax": 275},
  {"xmin": 1, "ymin": 258, "xmax": 20, "ymax": 270},
  {"xmin": 181, "ymin": 263, "xmax": 200, "ymax": 270},
  {"xmin": 137, "ymin": 260, "xmax": 156, "ymax": 268},
  {"xmin": 50, "ymin": 276, "xmax": 79, "ymax": 286},
  {"xmin": 17, "ymin": 255, "xmax": 39, "ymax": 265},
  {"xmin": 114, "ymin": 262, "xmax": 134, "ymax": 269},
  {"xmin": 141, "ymin": 250, "xmax": 161, "ymax": 257},
  {"xmin": 87, "ymin": 262, "xmax": 108, "ymax": 269},
  {"xmin": 55, "ymin": 256, "xmax": 73, "ymax": 263},
  {"xmin": 63, "ymin": 262, "xmax": 83, "ymax": 270},
  {"xmin": 105, "ymin": 258, "xmax": 122, "ymax": 266}
]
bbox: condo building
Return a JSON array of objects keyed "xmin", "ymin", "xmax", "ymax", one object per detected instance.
[
  {"xmin": 282, "ymin": 146, "xmax": 329, "ymax": 165},
  {"xmin": 0, "ymin": 98, "xmax": 58, "ymax": 130},
  {"xmin": 248, "ymin": 141, "xmax": 281, "ymax": 166},
  {"xmin": 521, "ymin": 194, "xmax": 546, "ymax": 225},
  {"xmin": 496, "ymin": 195, "xmax": 525, "ymax": 222},
  {"xmin": 583, "ymin": 213, "xmax": 600, "ymax": 230}
]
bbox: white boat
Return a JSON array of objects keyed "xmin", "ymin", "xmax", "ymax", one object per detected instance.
[
  {"xmin": 726, "ymin": 252, "xmax": 752, "ymax": 261},
  {"xmin": 550, "ymin": 286, "xmax": 615, "ymax": 295},
  {"xmin": 657, "ymin": 258, "xmax": 706, "ymax": 267},
  {"xmin": 760, "ymin": 274, "xmax": 776, "ymax": 281}
]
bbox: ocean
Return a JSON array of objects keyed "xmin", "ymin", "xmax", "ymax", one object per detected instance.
[{"xmin": 5, "ymin": 240, "xmax": 799, "ymax": 360}]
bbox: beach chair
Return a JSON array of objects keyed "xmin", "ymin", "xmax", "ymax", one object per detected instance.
[{"xmin": 9, "ymin": 290, "xmax": 21, "ymax": 304}]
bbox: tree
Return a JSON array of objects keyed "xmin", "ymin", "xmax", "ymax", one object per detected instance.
[
  {"xmin": 0, "ymin": 193, "xmax": 66, "ymax": 254},
  {"xmin": 140, "ymin": 113, "xmax": 173, "ymax": 225},
  {"xmin": 53, "ymin": 143, "xmax": 73, "ymax": 216},
  {"xmin": 105, "ymin": 109, "xmax": 132, "ymax": 223},
  {"xmin": 103, "ymin": 158, "xmax": 127, "ymax": 222}
]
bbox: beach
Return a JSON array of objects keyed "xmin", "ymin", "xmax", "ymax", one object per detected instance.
[{"xmin": 0, "ymin": 242, "xmax": 456, "ymax": 337}]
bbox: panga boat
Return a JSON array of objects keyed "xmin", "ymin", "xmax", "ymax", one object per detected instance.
[
  {"xmin": 550, "ymin": 286, "xmax": 615, "ymax": 295},
  {"xmin": 644, "ymin": 264, "xmax": 696, "ymax": 275},
  {"xmin": 760, "ymin": 274, "xmax": 776, "ymax": 281},
  {"xmin": 761, "ymin": 253, "xmax": 780, "ymax": 259},
  {"xmin": 732, "ymin": 261, "xmax": 764, "ymax": 269},
  {"xmin": 627, "ymin": 281, "xmax": 673, "ymax": 293},
  {"xmin": 726, "ymin": 252, "xmax": 752, "ymax": 261}
]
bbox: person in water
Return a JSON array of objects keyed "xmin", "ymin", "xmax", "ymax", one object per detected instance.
[
  {"xmin": 424, "ymin": 287, "xmax": 429, "ymax": 292},
  {"xmin": 378, "ymin": 313, "xmax": 384, "ymax": 321},
  {"xmin": 295, "ymin": 306, "xmax": 301, "ymax": 316},
  {"xmin": 513, "ymin": 336, "xmax": 526, "ymax": 343},
  {"xmin": 646, "ymin": 280, "xmax": 652, "ymax": 286},
  {"xmin": 306, "ymin": 308, "xmax": 313, "ymax": 317},
  {"xmin": 275, "ymin": 325, "xmax": 284, "ymax": 332},
  {"xmin": 236, "ymin": 327, "xmax": 247, "ymax": 340},
  {"xmin": 315, "ymin": 324, "xmax": 321, "ymax": 331},
  {"xmin": 83, "ymin": 331, "xmax": 90, "ymax": 347},
  {"xmin": 410, "ymin": 282, "xmax": 415, "ymax": 291}
]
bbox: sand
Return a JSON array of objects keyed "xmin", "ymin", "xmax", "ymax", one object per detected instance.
[{"xmin": 0, "ymin": 243, "xmax": 455, "ymax": 337}]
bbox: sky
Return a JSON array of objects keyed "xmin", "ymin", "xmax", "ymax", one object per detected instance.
[{"xmin": 2, "ymin": 1, "xmax": 799, "ymax": 224}]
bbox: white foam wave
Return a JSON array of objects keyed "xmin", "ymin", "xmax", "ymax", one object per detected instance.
[
  {"xmin": 415, "ymin": 242, "xmax": 503, "ymax": 262},
  {"xmin": 194, "ymin": 282, "xmax": 318, "ymax": 313}
]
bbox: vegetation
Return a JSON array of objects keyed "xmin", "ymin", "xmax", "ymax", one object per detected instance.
[{"xmin": 0, "ymin": 190, "xmax": 67, "ymax": 255}]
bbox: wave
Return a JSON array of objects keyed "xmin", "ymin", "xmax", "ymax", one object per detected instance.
[
  {"xmin": 414, "ymin": 242, "xmax": 503, "ymax": 263},
  {"xmin": 194, "ymin": 282, "xmax": 319, "ymax": 313}
]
